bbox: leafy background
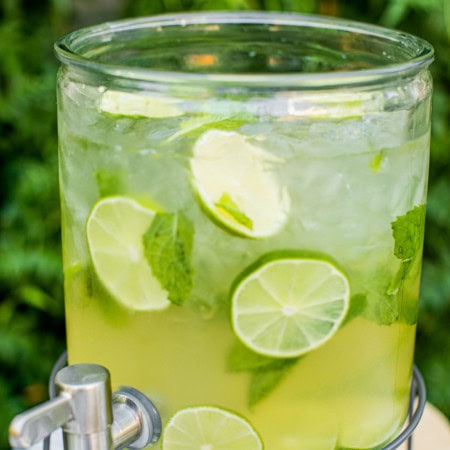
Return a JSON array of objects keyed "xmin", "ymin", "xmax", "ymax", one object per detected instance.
[{"xmin": 0, "ymin": 0, "xmax": 449, "ymax": 447}]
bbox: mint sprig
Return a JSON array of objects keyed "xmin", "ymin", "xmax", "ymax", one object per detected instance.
[
  {"xmin": 356, "ymin": 205, "xmax": 426, "ymax": 326},
  {"xmin": 391, "ymin": 204, "xmax": 426, "ymax": 264},
  {"xmin": 143, "ymin": 211, "xmax": 194, "ymax": 305}
]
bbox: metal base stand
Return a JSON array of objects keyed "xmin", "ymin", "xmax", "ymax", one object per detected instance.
[
  {"xmin": 46, "ymin": 353, "xmax": 426, "ymax": 450},
  {"xmin": 382, "ymin": 365, "xmax": 427, "ymax": 450}
]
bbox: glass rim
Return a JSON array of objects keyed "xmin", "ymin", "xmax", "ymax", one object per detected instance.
[{"xmin": 54, "ymin": 11, "xmax": 434, "ymax": 89}]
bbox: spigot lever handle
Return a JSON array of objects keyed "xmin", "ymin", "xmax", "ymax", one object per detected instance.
[{"xmin": 9, "ymin": 395, "xmax": 72, "ymax": 448}]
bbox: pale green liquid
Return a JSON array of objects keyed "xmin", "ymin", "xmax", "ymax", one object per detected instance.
[
  {"xmin": 59, "ymin": 77, "xmax": 430, "ymax": 449},
  {"xmin": 66, "ymin": 280, "xmax": 415, "ymax": 449}
]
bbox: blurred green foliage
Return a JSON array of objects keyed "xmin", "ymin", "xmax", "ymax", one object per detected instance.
[{"xmin": 1, "ymin": 0, "xmax": 449, "ymax": 447}]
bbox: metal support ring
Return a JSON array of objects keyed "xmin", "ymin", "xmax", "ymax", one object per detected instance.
[{"xmin": 382, "ymin": 365, "xmax": 427, "ymax": 450}]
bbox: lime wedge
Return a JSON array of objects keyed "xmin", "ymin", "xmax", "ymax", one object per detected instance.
[
  {"xmin": 163, "ymin": 406, "xmax": 263, "ymax": 450},
  {"xmin": 190, "ymin": 130, "xmax": 290, "ymax": 239},
  {"xmin": 231, "ymin": 252, "xmax": 350, "ymax": 358},
  {"xmin": 99, "ymin": 90, "xmax": 183, "ymax": 118},
  {"xmin": 86, "ymin": 196, "xmax": 170, "ymax": 311}
]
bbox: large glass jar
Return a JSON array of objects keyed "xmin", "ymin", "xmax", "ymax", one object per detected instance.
[{"xmin": 55, "ymin": 12, "xmax": 433, "ymax": 450}]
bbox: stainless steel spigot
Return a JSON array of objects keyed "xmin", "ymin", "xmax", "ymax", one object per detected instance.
[{"xmin": 9, "ymin": 364, "xmax": 161, "ymax": 450}]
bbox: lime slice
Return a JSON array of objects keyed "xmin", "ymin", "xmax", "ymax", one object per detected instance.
[
  {"xmin": 99, "ymin": 90, "xmax": 183, "ymax": 118},
  {"xmin": 86, "ymin": 196, "xmax": 170, "ymax": 311},
  {"xmin": 231, "ymin": 252, "xmax": 350, "ymax": 358},
  {"xmin": 283, "ymin": 91, "xmax": 378, "ymax": 119},
  {"xmin": 190, "ymin": 130, "xmax": 290, "ymax": 239},
  {"xmin": 163, "ymin": 406, "xmax": 263, "ymax": 450}
]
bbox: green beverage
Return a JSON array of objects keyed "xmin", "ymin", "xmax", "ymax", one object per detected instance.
[{"xmin": 55, "ymin": 12, "xmax": 433, "ymax": 450}]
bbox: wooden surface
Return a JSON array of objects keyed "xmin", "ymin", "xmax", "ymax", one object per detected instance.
[{"xmin": 399, "ymin": 402, "xmax": 450, "ymax": 450}]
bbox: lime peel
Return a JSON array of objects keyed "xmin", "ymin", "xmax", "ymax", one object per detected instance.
[{"xmin": 99, "ymin": 90, "xmax": 183, "ymax": 118}]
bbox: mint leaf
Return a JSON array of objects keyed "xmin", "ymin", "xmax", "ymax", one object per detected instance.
[
  {"xmin": 215, "ymin": 193, "xmax": 253, "ymax": 230},
  {"xmin": 392, "ymin": 204, "xmax": 426, "ymax": 262},
  {"xmin": 249, "ymin": 359, "xmax": 297, "ymax": 408},
  {"xmin": 95, "ymin": 169, "xmax": 125, "ymax": 197},
  {"xmin": 342, "ymin": 293, "xmax": 368, "ymax": 326},
  {"xmin": 227, "ymin": 341, "xmax": 299, "ymax": 407},
  {"xmin": 142, "ymin": 211, "xmax": 194, "ymax": 305},
  {"xmin": 364, "ymin": 292, "xmax": 398, "ymax": 326},
  {"xmin": 389, "ymin": 204, "xmax": 426, "ymax": 324},
  {"xmin": 227, "ymin": 341, "xmax": 282, "ymax": 372}
]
